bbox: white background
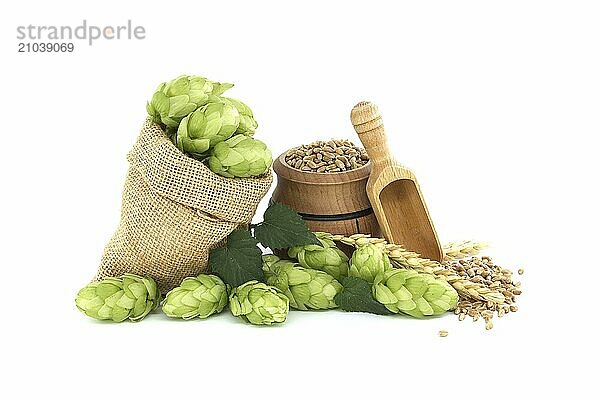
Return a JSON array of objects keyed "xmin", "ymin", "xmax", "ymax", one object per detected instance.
[{"xmin": 2, "ymin": 0, "xmax": 598, "ymax": 398}]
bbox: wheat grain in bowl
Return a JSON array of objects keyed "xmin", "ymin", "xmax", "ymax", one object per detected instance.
[{"xmin": 284, "ymin": 139, "xmax": 369, "ymax": 173}]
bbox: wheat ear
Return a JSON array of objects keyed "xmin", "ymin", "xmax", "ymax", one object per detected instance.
[{"xmin": 443, "ymin": 240, "xmax": 488, "ymax": 261}]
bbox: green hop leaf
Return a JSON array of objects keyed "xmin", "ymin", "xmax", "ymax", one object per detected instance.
[
  {"xmin": 254, "ymin": 203, "xmax": 320, "ymax": 249},
  {"xmin": 209, "ymin": 229, "xmax": 264, "ymax": 288},
  {"xmin": 334, "ymin": 276, "xmax": 393, "ymax": 315}
]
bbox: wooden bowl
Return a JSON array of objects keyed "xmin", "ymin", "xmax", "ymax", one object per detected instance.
[{"xmin": 271, "ymin": 152, "xmax": 380, "ymax": 237}]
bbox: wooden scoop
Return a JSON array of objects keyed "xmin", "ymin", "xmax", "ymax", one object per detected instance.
[{"xmin": 350, "ymin": 101, "xmax": 443, "ymax": 261}]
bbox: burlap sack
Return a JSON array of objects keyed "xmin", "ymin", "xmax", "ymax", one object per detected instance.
[{"xmin": 97, "ymin": 119, "xmax": 273, "ymax": 293}]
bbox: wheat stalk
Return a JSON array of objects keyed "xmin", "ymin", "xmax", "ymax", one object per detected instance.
[
  {"xmin": 443, "ymin": 240, "xmax": 488, "ymax": 261},
  {"xmin": 326, "ymin": 233, "xmax": 506, "ymax": 305}
]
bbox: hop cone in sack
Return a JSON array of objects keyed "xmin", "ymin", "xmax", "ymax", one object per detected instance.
[
  {"xmin": 349, "ymin": 243, "xmax": 391, "ymax": 283},
  {"xmin": 288, "ymin": 232, "xmax": 349, "ymax": 280},
  {"xmin": 229, "ymin": 280, "xmax": 289, "ymax": 325},
  {"xmin": 207, "ymin": 134, "xmax": 272, "ymax": 178},
  {"xmin": 175, "ymin": 101, "xmax": 241, "ymax": 159},
  {"xmin": 263, "ymin": 256, "xmax": 342, "ymax": 310},
  {"xmin": 372, "ymin": 269, "xmax": 458, "ymax": 318},
  {"xmin": 211, "ymin": 81, "xmax": 235, "ymax": 96},
  {"xmin": 147, "ymin": 75, "xmax": 232, "ymax": 129},
  {"xmin": 75, "ymin": 274, "xmax": 161, "ymax": 322},
  {"xmin": 162, "ymin": 274, "xmax": 228, "ymax": 320},
  {"xmin": 225, "ymin": 97, "xmax": 258, "ymax": 135}
]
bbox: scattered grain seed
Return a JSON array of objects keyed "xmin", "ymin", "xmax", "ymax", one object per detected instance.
[{"xmin": 439, "ymin": 330, "xmax": 448, "ymax": 337}]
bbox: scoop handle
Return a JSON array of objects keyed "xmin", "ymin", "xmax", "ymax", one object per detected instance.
[{"xmin": 350, "ymin": 101, "xmax": 394, "ymax": 169}]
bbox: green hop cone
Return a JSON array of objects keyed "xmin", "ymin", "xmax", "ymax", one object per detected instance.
[
  {"xmin": 175, "ymin": 101, "xmax": 240, "ymax": 159},
  {"xmin": 372, "ymin": 269, "xmax": 458, "ymax": 318},
  {"xmin": 207, "ymin": 134, "xmax": 272, "ymax": 178},
  {"xmin": 263, "ymin": 256, "xmax": 342, "ymax": 310},
  {"xmin": 288, "ymin": 232, "xmax": 349, "ymax": 280},
  {"xmin": 348, "ymin": 243, "xmax": 391, "ymax": 283},
  {"xmin": 229, "ymin": 280, "xmax": 289, "ymax": 325},
  {"xmin": 224, "ymin": 98, "xmax": 258, "ymax": 135},
  {"xmin": 75, "ymin": 274, "xmax": 161, "ymax": 322},
  {"xmin": 261, "ymin": 254, "xmax": 281, "ymax": 270},
  {"xmin": 162, "ymin": 274, "xmax": 228, "ymax": 320},
  {"xmin": 146, "ymin": 75, "xmax": 232, "ymax": 129},
  {"xmin": 211, "ymin": 81, "xmax": 234, "ymax": 96}
]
